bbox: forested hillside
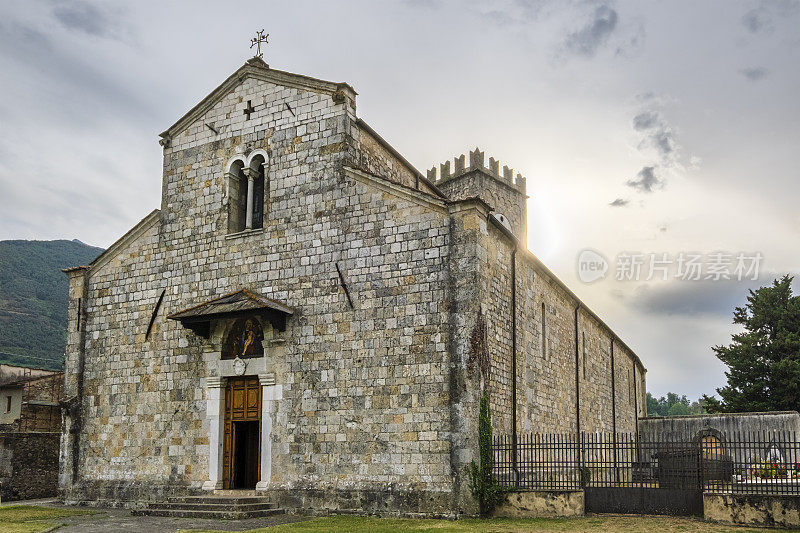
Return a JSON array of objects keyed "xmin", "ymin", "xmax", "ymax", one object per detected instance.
[{"xmin": 0, "ymin": 239, "xmax": 103, "ymax": 370}]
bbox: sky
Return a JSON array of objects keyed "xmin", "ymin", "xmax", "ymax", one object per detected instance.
[{"xmin": 0, "ymin": 0, "xmax": 798, "ymax": 400}]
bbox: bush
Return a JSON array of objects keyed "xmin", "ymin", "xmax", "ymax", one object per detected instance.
[{"xmin": 468, "ymin": 393, "xmax": 506, "ymax": 516}]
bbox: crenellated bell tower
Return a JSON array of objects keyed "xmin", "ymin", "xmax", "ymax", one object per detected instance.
[{"xmin": 428, "ymin": 148, "xmax": 528, "ymax": 247}]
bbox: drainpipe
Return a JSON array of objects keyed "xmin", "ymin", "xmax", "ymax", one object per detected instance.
[
  {"xmin": 574, "ymin": 304, "xmax": 582, "ymax": 484},
  {"xmin": 72, "ymin": 269, "xmax": 89, "ymax": 483},
  {"xmin": 633, "ymin": 360, "xmax": 641, "ymax": 471},
  {"xmin": 611, "ymin": 337, "xmax": 618, "ymax": 481},
  {"xmin": 511, "ymin": 245, "xmax": 518, "ymax": 486},
  {"xmin": 633, "ymin": 361, "xmax": 639, "ymax": 431},
  {"xmin": 574, "ymin": 305, "xmax": 580, "ymax": 436}
]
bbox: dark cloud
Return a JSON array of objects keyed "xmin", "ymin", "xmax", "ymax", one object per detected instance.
[
  {"xmin": 564, "ymin": 5, "xmax": 618, "ymax": 57},
  {"xmin": 632, "ymin": 110, "xmax": 675, "ymax": 158},
  {"xmin": 609, "ymin": 198, "xmax": 629, "ymax": 207},
  {"xmin": 741, "ymin": 7, "xmax": 773, "ymax": 34},
  {"xmin": 0, "ymin": 17, "xmax": 149, "ymax": 125},
  {"xmin": 629, "ymin": 273, "xmax": 799, "ymax": 317},
  {"xmin": 632, "ymin": 111, "xmax": 658, "ymax": 131},
  {"xmin": 52, "ymin": 1, "xmax": 114, "ymax": 38},
  {"xmin": 739, "ymin": 66, "xmax": 768, "ymax": 81},
  {"xmin": 626, "ymin": 166, "xmax": 662, "ymax": 193}
]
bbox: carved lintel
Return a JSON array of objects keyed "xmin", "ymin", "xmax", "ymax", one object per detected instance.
[
  {"xmin": 206, "ymin": 376, "xmax": 225, "ymax": 389},
  {"xmin": 258, "ymin": 373, "xmax": 276, "ymax": 387}
]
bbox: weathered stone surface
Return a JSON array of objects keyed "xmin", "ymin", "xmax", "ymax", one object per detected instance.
[
  {"xmin": 494, "ymin": 490, "xmax": 584, "ymax": 518},
  {"xmin": 704, "ymin": 493, "xmax": 800, "ymax": 529},
  {"xmin": 60, "ymin": 59, "xmax": 646, "ymax": 516},
  {"xmin": 0, "ymin": 432, "xmax": 60, "ymax": 500}
]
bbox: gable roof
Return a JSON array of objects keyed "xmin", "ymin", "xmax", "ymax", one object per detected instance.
[
  {"xmin": 167, "ymin": 289, "xmax": 294, "ymax": 337},
  {"xmin": 168, "ymin": 289, "xmax": 294, "ymax": 321},
  {"xmin": 159, "ymin": 57, "xmax": 357, "ymax": 144}
]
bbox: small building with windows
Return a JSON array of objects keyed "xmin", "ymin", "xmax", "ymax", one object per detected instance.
[
  {"xmin": 0, "ymin": 371, "xmax": 63, "ymax": 500},
  {"xmin": 61, "ymin": 57, "xmax": 646, "ymax": 515}
]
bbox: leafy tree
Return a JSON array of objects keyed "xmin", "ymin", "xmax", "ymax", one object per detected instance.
[
  {"xmin": 646, "ymin": 391, "xmax": 707, "ymax": 417},
  {"xmin": 468, "ymin": 393, "xmax": 505, "ymax": 516},
  {"xmin": 703, "ymin": 275, "xmax": 800, "ymax": 413}
]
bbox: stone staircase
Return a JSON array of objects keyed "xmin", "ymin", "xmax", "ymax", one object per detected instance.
[{"xmin": 132, "ymin": 493, "xmax": 284, "ymax": 519}]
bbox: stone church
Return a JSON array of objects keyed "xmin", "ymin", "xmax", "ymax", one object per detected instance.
[{"xmin": 61, "ymin": 57, "xmax": 646, "ymax": 515}]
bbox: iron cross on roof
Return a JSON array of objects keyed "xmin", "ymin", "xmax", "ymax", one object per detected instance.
[{"xmin": 250, "ymin": 29, "xmax": 269, "ymax": 59}]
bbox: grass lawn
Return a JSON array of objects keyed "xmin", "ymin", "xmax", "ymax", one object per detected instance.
[
  {"xmin": 0, "ymin": 505, "xmax": 95, "ymax": 533},
  {"xmin": 182, "ymin": 514, "xmax": 800, "ymax": 533}
]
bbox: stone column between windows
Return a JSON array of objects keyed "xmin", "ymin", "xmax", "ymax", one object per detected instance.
[
  {"xmin": 244, "ymin": 167, "xmax": 255, "ymax": 230},
  {"xmin": 256, "ymin": 372, "xmax": 281, "ymax": 491},
  {"xmin": 202, "ymin": 376, "xmax": 226, "ymax": 491}
]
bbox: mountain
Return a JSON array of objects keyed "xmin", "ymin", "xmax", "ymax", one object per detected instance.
[{"xmin": 0, "ymin": 240, "xmax": 104, "ymax": 370}]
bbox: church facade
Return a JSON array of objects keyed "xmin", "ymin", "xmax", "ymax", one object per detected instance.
[{"xmin": 61, "ymin": 57, "xmax": 646, "ymax": 515}]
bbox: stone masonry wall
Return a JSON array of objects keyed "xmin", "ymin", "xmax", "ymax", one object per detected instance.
[
  {"xmin": 0, "ymin": 433, "xmax": 60, "ymax": 501},
  {"xmin": 62, "ymin": 61, "xmax": 646, "ymax": 515},
  {"xmin": 63, "ymin": 65, "xmax": 458, "ymax": 512},
  {"xmin": 478, "ymin": 220, "xmax": 645, "ymax": 435},
  {"xmin": 353, "ymin": 124, "xmax": 439, "ymax": 197}
]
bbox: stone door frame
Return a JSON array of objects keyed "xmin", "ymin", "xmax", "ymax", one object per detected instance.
[{"xmin": 203, "ymin": 374, "xmax": 282, "ymax": 491}]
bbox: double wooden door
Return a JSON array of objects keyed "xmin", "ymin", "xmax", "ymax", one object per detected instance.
[{"xmin": 222, "ymin": 376, "xmax": 261, "ymax": 489}]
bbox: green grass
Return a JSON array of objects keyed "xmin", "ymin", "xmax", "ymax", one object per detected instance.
[
  {"xmin": 0, "ymin": 505, "xmax": 95, "ymax": 533},
  {"xmin": 182, "ymin": 514, "xmax": 799, "ymax": 533}
]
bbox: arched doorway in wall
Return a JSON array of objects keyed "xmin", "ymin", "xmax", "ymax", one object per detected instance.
[{"xmin": 695, "ymin": 429, "xmax": 732, "ymax": 483}]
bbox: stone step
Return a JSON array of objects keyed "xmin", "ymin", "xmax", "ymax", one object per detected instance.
[
  {"xmin": 167, "ymin": 496, "xmax": 275, "ymax": 505},
  {"xmin": 148, "ymin": 501, "xmax": 278, "ymax": 512},
  {"xmin": 132, "ymin": 507, "xmax": 284, "ymax": 520}
]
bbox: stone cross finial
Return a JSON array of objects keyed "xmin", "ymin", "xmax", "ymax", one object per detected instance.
[{"xmin": 250, "ymin": 29, "xmax": 269, "ymax": 59}]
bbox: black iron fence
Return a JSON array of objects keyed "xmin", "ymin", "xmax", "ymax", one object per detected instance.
[{"xmin": 493, "ymin": 431, "xmax": 800, "ymax": 495}]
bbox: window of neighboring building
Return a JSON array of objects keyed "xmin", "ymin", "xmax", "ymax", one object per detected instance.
[{"xmin": 5, "ymin": 396, "xmax": 11, "ymax": 413}]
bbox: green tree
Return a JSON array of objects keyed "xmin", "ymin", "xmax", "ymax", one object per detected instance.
[
  {"xmin": 703, "ymin": 275, "xmax": 800, "ymax": 413},
  {"xmin": 468, "ymin": 393, "xmax": 505, "ymax": 516},
  {"xmin": 646, "ymin": 391, "xmax": 707, "ymax": 416}
]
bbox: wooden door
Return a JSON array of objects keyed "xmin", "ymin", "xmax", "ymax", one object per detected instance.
[{"xmin": 222, "ymin": 376, "xmax": 261, "ymax": 489}]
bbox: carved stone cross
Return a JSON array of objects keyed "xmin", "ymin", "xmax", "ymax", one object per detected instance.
[{"xmin": 243, "ymin": 100, "xmax": 255, "ymax": 120}]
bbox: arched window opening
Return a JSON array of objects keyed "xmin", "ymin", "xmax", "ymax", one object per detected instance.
[
  {"xmin": 226, "ymin": 153, "xmax": 268, "ymax": 234},
  {"xmin": 227, "ymin": 159, "xmax": 247, "ymax": 233},
  {"xmin": 222, "ymin": 317, "xmax": 264, "ymax": 360},
  {"xmin": 249, "ymin": 155, "xmax": 266, "ymax": 230}
]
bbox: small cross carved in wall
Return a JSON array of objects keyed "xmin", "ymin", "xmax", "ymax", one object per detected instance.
[{"xmin": 244, "ymin": 100, "xmax": 255, "ymax": 120}]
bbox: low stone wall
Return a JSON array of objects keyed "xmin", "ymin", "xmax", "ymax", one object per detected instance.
[
  {"xmin": 493, "ymin": 490, "xmax": 584, "ymax": 518},
  {"xmin": 0, "ymin": 432, "xmax": 60, "ymax": 501},
  {"xmin": 639, "ymin": 412, "xmax": 800, "ymax": 441},
  {"xmin": 704, "ymin": 493, "xmax": 800, "ymax": 529},
  {"xmin": 265, "ymin": 486, "xmax": 457, "ymax": 518}
]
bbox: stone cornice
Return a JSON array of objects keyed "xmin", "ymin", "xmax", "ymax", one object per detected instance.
[
  {"xmin": 160, "ymin": 58, "xmax": 356, "ymax": 143},
  {"xmin": 343, "ymin": 166, "xmax": 448, "ymax": 213},
  {"xmin": 88, "ymin": 209, "xmax": 160, "ymax": 275}
]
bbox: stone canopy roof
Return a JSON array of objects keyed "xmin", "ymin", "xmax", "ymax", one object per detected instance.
[{"xmin": 168, "ymin": 289, "xmax": 294, "ymax": 337}]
